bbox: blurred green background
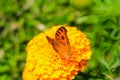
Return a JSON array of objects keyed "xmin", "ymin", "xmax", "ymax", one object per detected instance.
[{"xmin": 0, "ymin": 0, "xmax": 120, "ymax": 80}]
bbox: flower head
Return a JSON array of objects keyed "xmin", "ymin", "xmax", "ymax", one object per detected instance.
[{"xmin": 22, "ymin": 25, "xmax": 92, "ymax": 80}]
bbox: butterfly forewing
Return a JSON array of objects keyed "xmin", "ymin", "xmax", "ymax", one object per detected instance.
[
  {"xmin": 46, "ymin": 36, "xmax": 58, "ymax": 52},
  {"xmin": 55, "ymin": 27, "xmax": 69, "ymax": 44}
]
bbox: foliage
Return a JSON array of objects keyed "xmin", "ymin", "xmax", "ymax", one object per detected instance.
[{"xmin": 0, "ymin": 0, "xmax": 120, "ymax": 80}]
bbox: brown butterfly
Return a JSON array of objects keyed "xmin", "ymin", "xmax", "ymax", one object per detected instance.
[{"xmin": 46, "ymin": 26, "xmax": 71, "ymax": 59}]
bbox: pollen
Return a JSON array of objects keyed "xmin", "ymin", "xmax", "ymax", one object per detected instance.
[{"xmin": 22, "ymin": 25, "xmax": 92, "ymax": 80}]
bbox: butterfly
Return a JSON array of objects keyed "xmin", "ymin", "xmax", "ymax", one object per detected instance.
[{"xmin": 46, "ymin": 26, "xmax": 71, "ymax": 59}]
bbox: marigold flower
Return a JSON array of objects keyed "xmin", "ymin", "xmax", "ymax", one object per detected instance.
[{"xmin": 22, "ymin": 25, "xmax": 92, "ymax": 80}]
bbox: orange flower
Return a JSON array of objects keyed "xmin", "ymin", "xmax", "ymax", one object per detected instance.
[{"xmin": 22, "ymin": 25, "xmax": 92, "ymax": 80}]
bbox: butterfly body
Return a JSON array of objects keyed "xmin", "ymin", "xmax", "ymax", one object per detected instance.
[{"xmin": 46, "ymin": 26, "xmax": 71, "ymax": 59}]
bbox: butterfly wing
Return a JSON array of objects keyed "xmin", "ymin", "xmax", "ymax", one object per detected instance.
[
  {"xmin": 46, "ymin": 36, "xmax": 58, "ymax": 52},
  {"xmin": 55, "ymin": 27, "xmax": 71, "ymax": 58},
  {"xmin": 55, "ymin": 27, "xmax": 69, "ymax": 44}
]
